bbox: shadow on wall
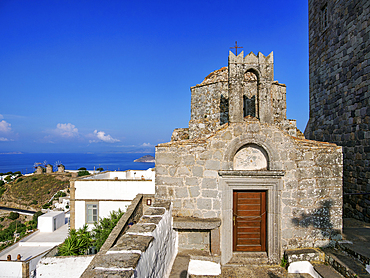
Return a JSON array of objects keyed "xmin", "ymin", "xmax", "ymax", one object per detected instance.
[{"xmin": 291, "ymin": 199, "xmax": 341, "ymax": 247}]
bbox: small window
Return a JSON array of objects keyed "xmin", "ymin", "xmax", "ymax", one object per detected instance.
[
  {"xmin": 86, "ymin": 203, "xmax": 98, "ymax": 223},
  {"xmin": 321, "ymin": 4, "xmax": 328, "ymax": 30}
]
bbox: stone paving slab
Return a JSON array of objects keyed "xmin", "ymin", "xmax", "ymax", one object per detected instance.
[
  {"xmin": 313, "ymin": 264, "xmax": 344, "ymax": 278},
  {"xmin": 190, "ymin": 264, "xmax": 288, "ymax": 278}
]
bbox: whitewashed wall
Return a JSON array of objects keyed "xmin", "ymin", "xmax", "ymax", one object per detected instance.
[
  {"xmin": 38, "ymin": 212, "xmax": 65, "ymax": 232},
  {"xmin": 134, "ymin": 205, "xmax": 177, "ymax": 278},
  {"xmin": 0, "ymin": 261, "xmax": 22, "ymax": 278},
  {"xmin": 74, "ymin": 180, "xmax": 155, "ymax": 200},
  {"xmin": 36, "ymin": 256, "xmax": 94, "ymax": 278},
  {"xmin": 74, "ymin": 200, "xmax": 130, "ymax": 230}
]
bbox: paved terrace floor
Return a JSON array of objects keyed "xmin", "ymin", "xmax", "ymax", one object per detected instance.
[{"xmin": 0, "ymin": 224, "xmax": 68, "ymax": 261}]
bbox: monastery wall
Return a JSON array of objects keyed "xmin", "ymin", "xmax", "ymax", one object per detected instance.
[{"xmin": 306, "ymin": 0, "xmax": 370, "ymax": 221}]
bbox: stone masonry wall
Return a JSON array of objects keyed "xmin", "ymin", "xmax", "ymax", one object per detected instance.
[
  {"xmin": 305, "ymin": 0, "xmax": 370, "ymax": 221},
  {"xmin": 156, "ymin": 120, "xmax": 343, "ymax": 249}
]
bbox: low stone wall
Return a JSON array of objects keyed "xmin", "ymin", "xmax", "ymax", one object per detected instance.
[{"xmin": 81, "ymin": 198, "xmax": 176, "ymax": 278}]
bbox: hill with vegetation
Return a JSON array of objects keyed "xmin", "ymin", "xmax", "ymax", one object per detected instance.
[{"xmin": 0, "ymin": 173, "xmax": 71, "ymax": 210}]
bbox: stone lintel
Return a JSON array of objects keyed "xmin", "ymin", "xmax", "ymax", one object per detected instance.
[
  {"xmin": 110, "ymin": 234, "xmax": 153, "ymax": 252},
  {"xmin": 173, "ymin": 217, "xmax": 221, "ymax": 230},
  {"xmin": 218, "ymin": 170, "xmax": 285, "ymax": 177}
]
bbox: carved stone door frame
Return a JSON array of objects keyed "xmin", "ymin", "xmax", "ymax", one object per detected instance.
[{"xmin": 219, "ymin": 170, "xmax": 284, "ymax": 264}]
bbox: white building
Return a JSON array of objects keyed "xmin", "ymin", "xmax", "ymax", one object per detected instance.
[
  {"xmin": 70, "ymin": 168, "xmax": 155, "ymax": 230},
  {"xmin": 0, "ymin": 212, "xmax": 68, "ymax": 278}
]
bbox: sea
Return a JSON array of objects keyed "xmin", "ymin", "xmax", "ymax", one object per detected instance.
[{"xmin": 0, "ymin": 153, "xmax": 155, "ymax": 174}]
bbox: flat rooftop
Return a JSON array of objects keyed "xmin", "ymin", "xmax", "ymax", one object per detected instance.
[{"xmin": 0, "ymin": 224, "xmax": 68, "ymax": 261}]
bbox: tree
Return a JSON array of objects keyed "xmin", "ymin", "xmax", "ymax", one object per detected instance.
[
  {"xmin": 78, "ymin": 167, "xmax": 87, "ymax": 171},
  {"xmin": 96, "ymin": 167, "xmax": 104, "ymax": 172}
]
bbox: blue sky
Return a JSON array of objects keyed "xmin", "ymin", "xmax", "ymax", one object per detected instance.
[{"xmin": 0, "ymin": 0, "xmax": 308, "ymax": 153}]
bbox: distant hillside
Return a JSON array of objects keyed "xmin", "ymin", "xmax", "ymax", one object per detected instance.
[
  {"xmin": 0, "ymin": 173, "xmax": 71, "ymax": 210},
  {"xmin": 134, "ymin": 155, "xmax": 155, "ymax": 163}
]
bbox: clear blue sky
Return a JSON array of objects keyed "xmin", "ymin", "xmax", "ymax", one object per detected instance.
[{"xmin": 0, "ymin": 0, "xmax": 309, "ymax": 153}]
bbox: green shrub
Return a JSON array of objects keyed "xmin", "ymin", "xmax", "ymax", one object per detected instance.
[
  {"xmin": 78, "ymin": 170, "xmax": 90, "ymax": 177},
  {"xmin": 58, "ymin": 225, "xmax": 92, "ymax": 256},
  {"xmin": 42, "ymin": 202, "xmax": 51, "ymax": 209},
  {"xmin": 8, "ymin": 212, "xmax": 19, "ymax": 220},
  {"xmin": 31, "ymin": 200, "xmax": 38, "ymax": 205},
  {"xmin": 16, "ymin": 178, "xmax": 23, "ymax": 183},
  {"xmin": 31, "ymin": 177, "xmax": 37, "ymax": 182},
  {"xmin": 0, "ymin": 186, "xmax": 6, "ymax": 197},
  {"xmin": 92, "ymin": 209, "xmax": 124, "ymax": 252},
  {"xmin": 0, "ymin": 180, "xmax": 4, "ymax": 186}
]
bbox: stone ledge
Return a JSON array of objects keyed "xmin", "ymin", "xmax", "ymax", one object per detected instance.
[
  {"xmin": 89, "ymin": 269, "xmax": 134, "ymax": 278},
  {"xmin": 285, "ymin": 248, "xmax": 325, "ymax": 264},
  {"xmin": 94, "ymin": 253, "xmax": 141, "ymax": 269},
  {"xmin": 109, "ymin": 234, "xmax": 153, "ymax": 252},
  {"xmin": 144, "ymin": 207, "xmax": 166, "ymax": 216},
  {"xmin": 126, "ymin": 223, "xmax": 157, "ymax": 234},
  {"xmin": 219, "ymin": 170, "xmax": 285, "ymax": 177},
  {"xmin": 173, "ymin": 217, "xmax": 221, "ymax": 230},
  {"xmin": 138, "ymin": 216, "xmax": 162, "ymax": 225}
]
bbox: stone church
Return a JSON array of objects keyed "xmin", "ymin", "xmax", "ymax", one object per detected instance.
[{"xmin": 155, "ymin": 51, "xmax": 343, "ymax": 264}]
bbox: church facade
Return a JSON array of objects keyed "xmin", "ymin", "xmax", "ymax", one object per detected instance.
[{"xmin": 155, "ymin": 51, "xmax": 343, "ymax": 264}]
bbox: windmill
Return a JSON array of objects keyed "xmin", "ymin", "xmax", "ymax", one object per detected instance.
[
  {"xmin": 33, "ymin": 162, "xmax": 42, "ymax": 170},
  {"xmin": 54, "ymin": 161, "xmax": 62, "ymax": 172}
]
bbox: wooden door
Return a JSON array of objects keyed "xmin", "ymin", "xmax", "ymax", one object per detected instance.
[{"xmin": 233, "ymin": 191, "xmax": 266, "ymax": 252}]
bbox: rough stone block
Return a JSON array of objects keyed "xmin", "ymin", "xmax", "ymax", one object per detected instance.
[
  {"xmin": 175, "ymin": 187, "xmax": 189, "ymax": 198},
  {"xmin": 201, "ymin": 178, "xmax": 217, "ymax": 189},
  {"xmin": 196, "ymin": 198, "xmax": 212, "ymax": 210},
  {"xmin": 189, "ymin": 186, "xmax": 200, "ymax": 197}
]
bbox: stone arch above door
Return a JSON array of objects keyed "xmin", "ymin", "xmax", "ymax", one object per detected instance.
[
  {"xmin": 233, "ymin": 144, "xmax": 268, "ymax": 170},
  {"xmin": 223, "ymin": 134, "xmax": 281, "ymax": 171}
]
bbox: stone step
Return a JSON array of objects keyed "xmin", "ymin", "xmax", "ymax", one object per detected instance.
[
  {"xmin": 225, "ymin": 252, "xmax": 269, "ymax": 266},
  {"xmin": 313, "ymin": 263, "xmax": 344, "ymax": 278},
  {"xmin": 324, "ymin": 248, "xmax": 370, "ymax": 278},
  {"xmin": 337, "ymin": 241, "xmax": 370, "ymax": 269},
  {"xmin": 169, "ymin": 254, "xmax": 190, "ymax": 278},
  {"xmin": 286, "ymin": 274, "xmax": 313, "ymax": 278}
]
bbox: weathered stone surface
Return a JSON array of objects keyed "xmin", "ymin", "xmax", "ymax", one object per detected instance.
[
  {"xmin": 173, "ymin": 216, "xmax": 221, "ymax": 230},
  {"xmin": 127, "ymin": 224, "xmax": 157, "ymax": 234},
  {"xmin": 144, "ymin": 207, "xmax": 165, "ymax": 216},
  {"xmin": 110, "ymin": 234, "xmax": 153, "ymax": 252},
  {"xmin": 94, "ymin": 253, "xmax": 141, "ymax": 269}
]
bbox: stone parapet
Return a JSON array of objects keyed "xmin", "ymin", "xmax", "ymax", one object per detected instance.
[{"xmin": 81, "ymin": 198, "xmax": 176, "ymax": 278}]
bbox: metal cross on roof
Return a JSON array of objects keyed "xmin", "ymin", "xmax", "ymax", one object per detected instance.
[{"xmin": 230, "ymin": 41, "xmax": 243, "ymax": 55}]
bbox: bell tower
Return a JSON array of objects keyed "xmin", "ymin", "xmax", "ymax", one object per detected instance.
[{"xmin": 228, "ymin": 51, "xmax": 274, "ymax": 124}]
